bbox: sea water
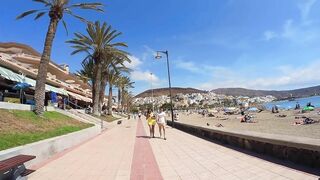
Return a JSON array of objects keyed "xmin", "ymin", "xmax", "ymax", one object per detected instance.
[{"xmin": 263, "ymin": 96, "xmax": 320, "ymax": 110}]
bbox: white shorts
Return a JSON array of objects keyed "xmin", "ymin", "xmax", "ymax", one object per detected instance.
[{"xmin": 157, "ymin": 121, "xmax": 166, "ymax": 125}]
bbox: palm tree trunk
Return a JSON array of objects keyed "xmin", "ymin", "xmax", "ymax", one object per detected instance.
[
  {"xmin": 108, "ymin": 85, "xmax": 113, "ymax": 115},
  {"xmin": 121, "ymin": 87, "xmax": 125, "ymax": 113},
  {"xmin": 99, "ymin": 77, "xmax": 108, "ymax": 114},
  {"xmin": 34, "ymin": 18, "xmax": 59, "ymax": 115},
  {"xmin": 92, "ymin": 61, "xmax": 102, "ymax": 116},
  {"xmin": 117, "ymin": 88, "xmax": 121, "ymax": 113}
]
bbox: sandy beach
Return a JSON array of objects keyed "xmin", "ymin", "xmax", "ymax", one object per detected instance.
[{"xmin": 176, "ymin": 109, "xmax": 320, "ymax": 139}]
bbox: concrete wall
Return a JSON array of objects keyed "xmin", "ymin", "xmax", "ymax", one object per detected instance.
[
  {"xmin": 167, "ymin": 121, "xmax": 320, "ymax": 168},
  {"xmin": 0, "ymin": 125, "xmax": 101, "ymax": 167},
  {"xmin": 0, "ymin": 102, "xmax": 55, "ymax": 111}
]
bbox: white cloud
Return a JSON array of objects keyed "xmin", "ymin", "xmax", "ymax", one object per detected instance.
[
  {"xmin": 175, "ymin": 60, "xmax": 201, "ymax": 73},
  {"xmin": 262, "ymin": 18, "xmax": 320, "ymax": 44},
  {"xmin": 131, "ymin": 70, "xmax": 160, "ymax": 84},
  {"xmin": 125, "ymin": 53, "xmax": 164, "ymax": 87},
  {"xmin": 175, "ymin": 59, "xmax": 234, "ymax": 80},
  {"xmin": 124, "ymin": 55, "xmax": 142, "ymax": 69},
  {"xmin": 197, "ymin": 60, "xmax": 320, "ymax": 90},
  {"xmin": 263, "ymin": 31, "xmax": 277, "ymax": 41},
  {"xmin": 298, "ymin": 0, "xmax": 317, "ymax": 21},
  {"xmin": 141, "ymin": 45, "xmax": 156, "ymax": 61},
  {"xmin": 262, "ymin": 0, "xmax": 319, "ymax": 43}
]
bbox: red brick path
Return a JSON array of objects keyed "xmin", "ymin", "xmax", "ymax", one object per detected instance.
[{"xmin": 130, "ymin": 119, "xmax": 163, "ymax": 180}]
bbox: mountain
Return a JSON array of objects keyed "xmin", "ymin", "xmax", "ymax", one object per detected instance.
[
  {"xmin": 136, "ymin": 85, "xmax": 320, "ymax": 99},
  {"xmin": 211, "ymin": 86, "xmax": 320, "ymax": 99},
  {"xmin": 135, "ymin": 87, "xmax": 206, "ymax": 98}
]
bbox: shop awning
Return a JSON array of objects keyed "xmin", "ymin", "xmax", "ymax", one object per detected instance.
[
  {"xmin": 0, "ymin": 66, "xmax": 24, "ymax": 82},
  {"xmin": 67, "ymin": 91, "xmax": 92, "ymax": 102},
  {"xmin": 0, "ymin": 66, "xmax": 68, "ymax": 95},
  {"xmin": 46, "ymin": 85, "xmax": 68, "ymax": 96}
]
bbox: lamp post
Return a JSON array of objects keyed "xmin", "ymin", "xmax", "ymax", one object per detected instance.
[
  {"xmin": 150, "ymin": 72, "xmax": 154, "ymax": 112},
  {"xmin": 155, "ymin": 50, "xmax": 174, "ymax": 128}
]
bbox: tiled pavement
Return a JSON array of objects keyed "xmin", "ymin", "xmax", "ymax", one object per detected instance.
[
  {"xmin": 29, "ymin": 117, "xmax": 319, "ymax": 180},
  {"xmin": 142, "ymin": 119, "xmax": 318, "ymax": 180},
  {"xmin": 29, "ymin": 119, "xmax": 137, "ymax": 180}
]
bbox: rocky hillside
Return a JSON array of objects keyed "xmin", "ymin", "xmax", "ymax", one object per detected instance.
[
  {"xmin": 136, "ymin": 85, "xmax": 320, "ymax": 99},
  {"xmin": 211, "ymin": 85, "xmax": 320, "ymax": 99},
  {"xmin": 135, "ymin": 87, "xmax": 206, "ymax": 98}
]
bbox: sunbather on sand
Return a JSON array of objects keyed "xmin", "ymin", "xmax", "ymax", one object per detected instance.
[
  {"xmin": 240, "ymin": 114, "xmax": 256, "ymax": 123},
  {"xmin": 293, "ymin": 117, "xmax": 319, "ymax": 125}
]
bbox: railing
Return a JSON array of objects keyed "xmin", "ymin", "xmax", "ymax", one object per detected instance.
[{"xmin": 65, "ymin": 99, "xmax": 85, "ymax": 110}]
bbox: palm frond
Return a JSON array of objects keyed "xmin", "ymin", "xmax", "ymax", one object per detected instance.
[
  {"xmin": 65, "ymin": 10, "xmax": 91, "ymax": 24},
  {"xmin": 16, "ymin": 10, "xmax": 40, "ymax": 19},
  {"xmin": 62, "ymin": 19, "xmax": 68, "ymax": 35},
  {"xmin": 32, "ymin": 0, "xmax": 51, "ymax": 6},
  {"xmin": 34, "ymin": 12, "xmax": 46, "ymax": 20}
]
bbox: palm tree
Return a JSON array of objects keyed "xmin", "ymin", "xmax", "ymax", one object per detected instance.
[
  {"xmin": 116, "ymin": 76, "xmax": 134, "ymax": 113},
  {"xmin": 106, "ymin": 69, "xmax": 120, "ymax": 115},
  {"xmin": 99, "ymin": 55, "xmax": 130, "ymax": 113},
  {"xmin": 122, "ymin": 90, "xmax": 134, "ymax": 113},
  {"xmin": 17, "ymin": 0, "xmax": 103, "ymax": 115},
  {"xmin": 67, "ymin": 21, "xmax": 127, "ymax": 116},
  {"xmin": 76, "ymin": 57, "xmax": 94, "ymax": 84}
]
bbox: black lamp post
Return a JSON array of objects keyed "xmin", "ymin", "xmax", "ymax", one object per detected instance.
[{"xmin": 155, "ymin": 50, "xmax": 174, "ymax": 128}]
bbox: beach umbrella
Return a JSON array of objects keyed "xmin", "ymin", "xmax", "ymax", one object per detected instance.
[
  {"xmin": 12, "ymin": 82, "xmax": 31, "ymax": 90},
  {"xmin": 12, "ymin": 82, "xmax": 31, "ymax": 104}
]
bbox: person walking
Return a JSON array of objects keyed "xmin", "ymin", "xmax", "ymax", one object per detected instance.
[
  {"xmin": 157, "ymin": 108, "xmax": 167, "ymax": 140},
  {"xmin": 147, "ymin": 109, "xmax": 156, "ymax": 138}
]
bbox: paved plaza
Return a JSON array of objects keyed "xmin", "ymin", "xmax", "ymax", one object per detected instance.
[{"xmin": 29, "ymin": 118, "xmax": 319, "ymax": 180}]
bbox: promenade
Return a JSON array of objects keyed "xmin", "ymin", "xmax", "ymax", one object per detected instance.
[{"xmin": 29, "ymin": 117, "xmax": 319, "ymax": 180}]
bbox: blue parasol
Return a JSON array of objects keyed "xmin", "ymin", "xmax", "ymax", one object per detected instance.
[{"xmin": 12, "ymin": 82, "xmax": 31, "ymax": 90}]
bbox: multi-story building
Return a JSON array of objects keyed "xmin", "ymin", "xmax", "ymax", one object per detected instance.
[{"xmin": 0, "ymin": 42, "xmax": 92, "ymax": 107}]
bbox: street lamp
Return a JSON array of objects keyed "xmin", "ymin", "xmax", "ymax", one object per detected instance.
[
  {"xmin": 155, "ymin": 50, "xmax": 174, "ymax": 128},
  {"xmin": 150, "ymin": 72, "xmax": 154, "ymax": 112}
]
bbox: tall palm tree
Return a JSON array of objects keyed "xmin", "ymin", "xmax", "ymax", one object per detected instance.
[
  {"xmin": 17, "ymin": 0, "xmax": 103, "ymax": 115},
  {"xmin": 106, "ymin": 69, "xmax": 120, "ymax": 115},
  {"xmin": 67, "ymin": 21, "xmax": 127, "ymax": 116},
  {"xmin": 122, "ymin": 90, "xmax": 134, "ymax": 113},
  {"xmin": 99, "ymin": 52, "xmax": 130, "ymax": 113},
  {"xmin": 76, "ymin": 57, "xmax": 94, "ymax": 84},
  {"xmin": 116, "ymin": 76, "xmax": 134, "ymax": 113}
]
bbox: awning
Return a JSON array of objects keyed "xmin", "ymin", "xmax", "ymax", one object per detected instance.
[
  {"xmin": 0, "ymin": 66, "xmax": 24, "ymax": 82},
  {"xmin": 0, "ymin": 66, "xmax": 68, "ymax": 95},
  {"xmin": 67, "ymin": 91, "xmax": 92, "ymax": 102},
  {"xmin": 45, "ymin": 85, "xmax": 68, "ymax": 96}
]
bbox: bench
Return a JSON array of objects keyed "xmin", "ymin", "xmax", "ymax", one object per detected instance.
[{"xmin": 0, "ymin": 155, "xmax": 36, "ymax": 180}]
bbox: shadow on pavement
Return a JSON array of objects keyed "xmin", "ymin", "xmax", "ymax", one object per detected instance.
[
  {"xmin": 193, "ymin": 133, "xmax": 320, "ymax": 176},
  {"xmin": 136, "ymin": 136, "xmax": 164, "ymax": 139}
]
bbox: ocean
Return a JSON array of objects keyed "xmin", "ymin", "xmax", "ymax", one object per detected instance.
[{"xmin": 264, "ymin": 96, "xmax": 320, "ymax": 110}]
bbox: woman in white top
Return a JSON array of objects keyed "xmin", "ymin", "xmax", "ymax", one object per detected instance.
[{"xmin": 157, "ymin": 109, "xmax": 166, "ymax": 140}]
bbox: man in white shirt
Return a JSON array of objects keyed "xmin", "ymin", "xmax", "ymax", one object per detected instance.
[{"xmin": 157, "ymin": 109, "xmax": 166, "ymax": 140}]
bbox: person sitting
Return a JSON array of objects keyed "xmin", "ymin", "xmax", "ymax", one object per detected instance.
[
  {"xmin": 306, "ymin": 102, "xmax": 314, "ymax": 107},
  {"xmin": 240, "ymin": 114, "xmax": 256, "ymax": 123},
  {"xmin": 272, "ymin": 105, "xmax": 279, "ymax": 113}
]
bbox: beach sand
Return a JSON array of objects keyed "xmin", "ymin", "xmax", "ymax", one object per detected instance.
[{"xmin": 176, "ymin": 109, "xmax": 320, "ymax": 139}]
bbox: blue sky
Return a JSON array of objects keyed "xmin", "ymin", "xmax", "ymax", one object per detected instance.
[{"xmin": 1, "ymin": 0, "xmax": 320, "ymax": 95}]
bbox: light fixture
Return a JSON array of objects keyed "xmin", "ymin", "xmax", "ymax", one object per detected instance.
[{"xmin": 155, "ymin": 52, "xmax": 162, "ymax": 59}]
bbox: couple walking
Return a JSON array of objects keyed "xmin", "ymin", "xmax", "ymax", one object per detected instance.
[{"xmin": 146, "ymin": 109, "xmax": 166, "ymax": 140}]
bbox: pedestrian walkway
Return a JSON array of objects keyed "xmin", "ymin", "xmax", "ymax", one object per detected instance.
[
  {"xmin": 29, "ymin": 119, "xmax": 137, "ymax": 180},
  {"xmin": 130, "ymin": 118, "xmax": 162, "ymax": 180},
  {"xmin": 29, "ymin": 117, "xmax": 319, "ymax": 180},
  {"xmin": 141, "ymin": 119, "xmax": 318, "ymax": 180}
]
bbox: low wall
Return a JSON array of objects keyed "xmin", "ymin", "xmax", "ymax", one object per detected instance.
[
  {"xmin": 167, "ymin": 121, "xmax": 320, "ymax": 168},
  {"xmin": 0, "ymin": 125, "xmax": 101, "ymax": 167},
  {"xmin": 0, "ymin": 102, "xmax": 55, "ymax": 111}
]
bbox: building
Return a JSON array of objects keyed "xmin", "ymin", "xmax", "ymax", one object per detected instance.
[{"xmin": 0, "ymin": 42, "xmax": 92, "ymax": 108}]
